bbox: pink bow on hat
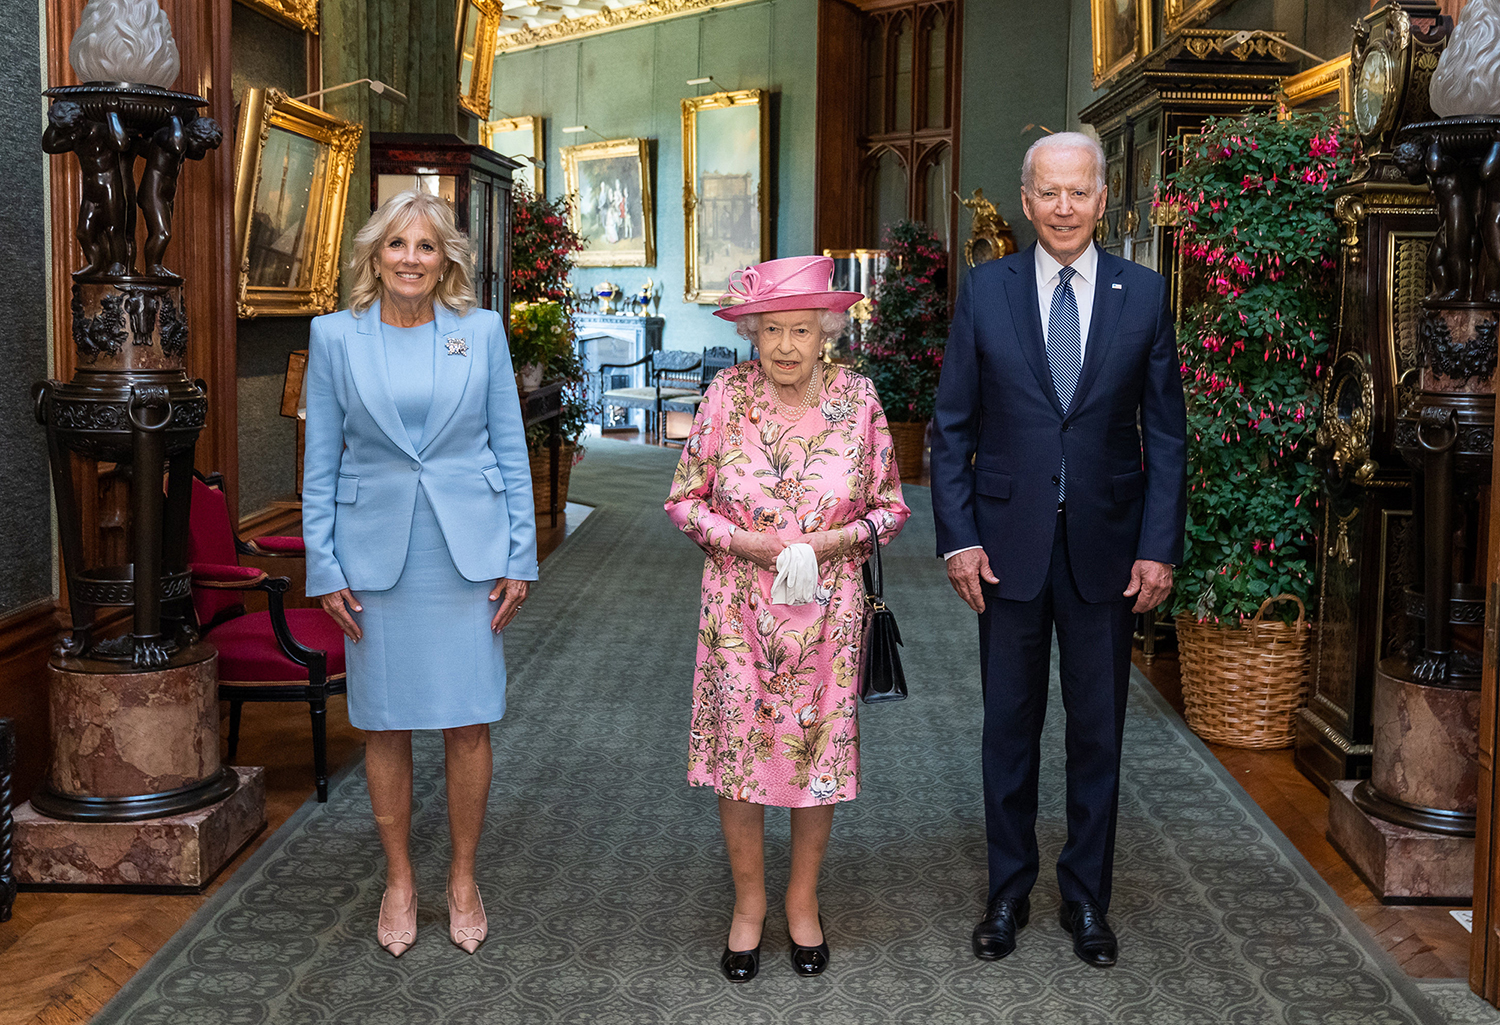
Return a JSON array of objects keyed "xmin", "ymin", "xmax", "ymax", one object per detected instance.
[{"xmin": 712, "ymin": 256, "xmax": 865, "ymax": 322}]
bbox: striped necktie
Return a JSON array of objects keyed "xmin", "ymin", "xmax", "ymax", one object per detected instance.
[{"xmin": 1048, "ymin": 265, "xmax": 1081, "ymax": 502}]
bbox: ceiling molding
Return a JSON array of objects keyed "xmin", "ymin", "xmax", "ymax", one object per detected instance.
[{"xmin": 495, "ymin": 0, "xmax": 762, "ymax": 54}]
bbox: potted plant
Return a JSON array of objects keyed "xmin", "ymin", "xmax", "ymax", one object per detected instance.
[
  {"xmin": 852, "ymin": 220, "xmax": 949, "ymax": 482},
  {"xmin": 511, "ymin": 183, "xmax": 588, "ymax": 510},
  {"xmin": 1158, "ymin": 108, "xmax": 1357, "ymax": 748},
  {"xmin": 509, "ymin": 299, "xmax": 569, "ymax": 391}
]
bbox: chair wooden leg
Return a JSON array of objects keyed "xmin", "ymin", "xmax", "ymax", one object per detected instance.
[
  {"xmin": 309, "ymin": 698, "xmax": 330, "ymax": 802},
  {"xmin": 226, "ymin": 700, "xmax": 243, "ymax": 762}
]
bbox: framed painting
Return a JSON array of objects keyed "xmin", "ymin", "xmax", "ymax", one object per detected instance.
[
  {"xmin": 483, "ymin": 115, "xmax": 544, "ymax": 195},
  {"xmin": 458, "ymin": 0, "xmax": 501, "ymax": 118},
  {"xmin": 232, "ymin": 88, "xmax": 362, "ymax": 317},
  {"xmin": 1091, "ymin": 0, "xmax": 1152, "ymax": 88},
  {"xmin": 682, "ymin": 89, "xmax": 767, "ymax": 304},
  {"xmin": 1280, "ymin": 53, "xmax": 1354, "ymax": 119},
  {"xmin": 234, "ymin": 0, "xmax": 318, "ymax": 32},
  {"xmin": 561, "ymin": 137, "xmax": 656, "ymax": 267}
]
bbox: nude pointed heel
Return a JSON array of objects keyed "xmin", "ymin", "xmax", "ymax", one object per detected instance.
[
  {"xmin": 377, "ymin": 890, "xmax": 417, "ymax": 957},
  {"xmin": 448, "ymin": 882, "xmax": 487, "ymax": 954}
]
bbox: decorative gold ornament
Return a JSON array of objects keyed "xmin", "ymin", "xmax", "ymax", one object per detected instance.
[
  {"xmin": 958, "ymin": 188, "xmax": 1017, "ymax": 268},
  {"xmin": 235, "ymin": 0, "xmax": 317, "ymax": 33}
]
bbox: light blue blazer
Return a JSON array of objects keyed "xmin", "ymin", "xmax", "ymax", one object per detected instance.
[{"xmin": 301, "ymin": 300, "xmax": 539, "ymax": 597}]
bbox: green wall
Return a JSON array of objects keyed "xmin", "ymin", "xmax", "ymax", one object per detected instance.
[
  {"xmin": 488, "ymin": 0, "xmax": 819, "ymax": 357},
  {"xmin": 957, "ymin": 1, "xmax": 1078, "ymax": 267}
]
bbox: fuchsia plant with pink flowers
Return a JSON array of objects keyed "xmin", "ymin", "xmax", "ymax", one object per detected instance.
[{"xmin": 1159, "ymin": 110, "xmax": 1358, "ymax": 622}]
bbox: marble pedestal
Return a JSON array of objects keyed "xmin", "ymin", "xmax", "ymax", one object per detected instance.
[
  {"xmin": 1328, "ymin": 780, "xmax": 1474, "ymax": 903},
  {"xmin": 14, "ymin": 766, "xmax": 265, "ymax": 891}
]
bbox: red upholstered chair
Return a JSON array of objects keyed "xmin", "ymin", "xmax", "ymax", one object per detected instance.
[{"xmin": 188, "ymin": 473, "xmax": 347, "ymax": 801}]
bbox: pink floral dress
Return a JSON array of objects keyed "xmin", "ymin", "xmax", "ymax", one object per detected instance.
[{"xmin": 664, "ymin": 362, "xmax": 910, "ymax": 807}]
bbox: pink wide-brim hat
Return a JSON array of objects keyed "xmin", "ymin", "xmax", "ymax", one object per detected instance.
[{"xmin": 712, "ymin": 255, "xmax": 864, "ymax": 321}]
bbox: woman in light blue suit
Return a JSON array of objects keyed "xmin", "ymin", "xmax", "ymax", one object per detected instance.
[{"xmin": 302, "ymin": 189, "xmax": 538, "ymax": 958}]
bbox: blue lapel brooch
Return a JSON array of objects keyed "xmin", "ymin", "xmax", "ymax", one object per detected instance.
[{"xmin": 445, "ymin": 336, "xmax": 469, "ymax": 357}]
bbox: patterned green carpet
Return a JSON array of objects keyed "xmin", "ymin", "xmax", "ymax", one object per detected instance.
[{"xmin": 93, "ymin": 438, "xmax": 1482, "ymax": 1024}]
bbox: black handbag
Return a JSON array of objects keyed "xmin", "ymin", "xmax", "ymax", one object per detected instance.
[{"xmin": 858, "ymin": 516, "xmax": 906, "ymax": 703}]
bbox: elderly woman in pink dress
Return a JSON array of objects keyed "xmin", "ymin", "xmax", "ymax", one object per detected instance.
[{"xmin": 664, "ymin": 256, "xmax": 910, "ymax": 983}]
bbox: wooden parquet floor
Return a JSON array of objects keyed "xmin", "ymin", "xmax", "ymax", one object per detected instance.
[
  {"xmin": 0, "ymin": 435, "xmax": 1476, "ymax": 1020},
  {"xmin": 1136, "ymin": 645, "xmax": 1472, "ymax": 980}
]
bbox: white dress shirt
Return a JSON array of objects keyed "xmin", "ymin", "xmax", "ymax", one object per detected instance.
[{"xmin": 944, "ymin": 243, "xmax": 1099, "ymax": 562}]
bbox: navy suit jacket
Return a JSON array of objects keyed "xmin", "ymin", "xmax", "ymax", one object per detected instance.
[
  {"xmin": 930, "ymin": 244, "xmax": 1186, "ymax": 604},
  {"xmin": 301, "ymin": 300, "xmax": 539, "ymax": 597}
]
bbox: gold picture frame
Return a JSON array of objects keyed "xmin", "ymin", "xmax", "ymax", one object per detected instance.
[
  {"xmin": 458, "ymin": 0, "xmax": 502, "ymax": 118},
  {"xmin": 483, "ymin": 115, "xmax": 544, "ymax": 195},
  {"xmin": 561, "ymin": 137, "xmax": 656, "ymax": 267},
  {"xmin": 233, "ymin": 88, "xmax": 362, "ymax": 318},
  {"xmin": 1163, "ymin": 0, "xmax": 1233, "ymax": 35},
  {"xmin": 682, "ymin": 89, "xmax": 768, "ymax": 304},
  {"xmin": 234, "ymin": 0, "xmax": 318, "ymax": 33},
  {"xmin": 1280, "ymin": 53, "xmax": 1354, "ymax": 119},
  {"xmin": 1091, "ymin": 0, "xmax": 1153, "ymax": 88}
]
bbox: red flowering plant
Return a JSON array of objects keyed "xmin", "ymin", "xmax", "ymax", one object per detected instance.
[
  {"xmin": 510, "ymin": 184, "xmax": 588, "ymax": 458},
  {"xmin": 1159, "ymin": 109, "xmax": 1358, "ymax": 623},
  {"xmin": 852, "ymin": 220, "xmax": 949, "ymax": 423}
]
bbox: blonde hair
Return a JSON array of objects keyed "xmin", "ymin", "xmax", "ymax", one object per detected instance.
[{"xmin": 347, "ymin": 190, "xmax": 478, "ymax": 316}]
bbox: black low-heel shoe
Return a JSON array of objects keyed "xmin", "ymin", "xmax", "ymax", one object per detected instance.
[
  {"xmin": 790, "ymin": 916, "xmax": 829, "ymax": 976},
  {"xmin": 720, "ymin": 944, "xmax": 762, "ymax": 983}
]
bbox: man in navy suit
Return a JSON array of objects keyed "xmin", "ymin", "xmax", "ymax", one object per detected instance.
[{"xmin": 930, "ymin": 133, "xmax": 1186, "ymax": 967}]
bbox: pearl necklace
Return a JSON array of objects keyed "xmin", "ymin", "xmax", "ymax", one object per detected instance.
[{"xmin": 769, "ymin": 363, "xmax": 822, "ymax": 421}]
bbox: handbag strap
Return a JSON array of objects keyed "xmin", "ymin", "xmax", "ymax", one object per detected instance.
[{"xmin": 862, "ymin": 516, "xmax": 883, "ymax": 598}]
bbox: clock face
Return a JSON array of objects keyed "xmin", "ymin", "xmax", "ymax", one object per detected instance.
[{"xmin": 1354, "ymin": 47, "xmax": 1393, "ymax": 137}]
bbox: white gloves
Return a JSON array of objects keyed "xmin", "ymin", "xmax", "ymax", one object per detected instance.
[{"xmin": 771, "ymin": 542, "xmax": 819, "ymax": 605}]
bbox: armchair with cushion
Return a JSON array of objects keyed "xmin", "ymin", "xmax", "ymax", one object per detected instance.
[
  {"xmin": 661, "ymin": 346, "xmax": 738, "ymax": 443},
  {"xmin": 597, "ymin": 348, "xmax": 704, "ymax": 440},
  {"xmin": 188, "ymin": 473, "xmax": 347, "ymax": 801}
]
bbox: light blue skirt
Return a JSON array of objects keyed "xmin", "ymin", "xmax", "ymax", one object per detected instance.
[{"xmin": 345, "ymin": 487, "xmax": 507, "ymax": 731}]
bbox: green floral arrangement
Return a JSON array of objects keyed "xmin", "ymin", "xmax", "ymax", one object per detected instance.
[
  {"xmin": 508, "ymin": 299, "xmax": 570, "ymax": 369},
  {"xmin": 1159, "ymin": 109, "xmax": 1357, "ymax": 623},
  {"xmin": 510, "ymin": 185, "xmax": 588, "ymax": 458},
  {"xmin": 852, "ymin": 220, "xmax": 949, "ymax": 423}
]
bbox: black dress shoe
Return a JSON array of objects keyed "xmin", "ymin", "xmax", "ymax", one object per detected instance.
[
  {"xmin": 971, "ymin": 895, "xmax": 1030, "ymax": 960},
  {"xmin": 721, "ymin": 944, "xmax": 762, "ymax": 982},
  {"xmin": 790, "ymin": 915, "xmax": 829, "ymax": 976},
  {"xmin": 1059, "ymin": 900, "xmax": 1117, "ymax": 967}
]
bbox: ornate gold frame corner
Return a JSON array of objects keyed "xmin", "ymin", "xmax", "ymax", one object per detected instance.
[
  {"xmin": 482, "ymin": 115, "xmax": 545, "ymax": 194},
  {"xmin": 233, "ymin": 88, "xmax": 362, "ymax": 318},
  {"xmin": 1091, "ymin": 0, "xmax": 1153, "ymax": 89},
  {"xmin": 1279, "ymin": 53, "xmax": 1354, "ymax": 120},
  {"xmin": 234, "ymin": 0, "xmax": 318, "ymax": 33},
  {"xmin": 561, "ymin": 137, "xmax": 656, "ymax": 268},
  {"xmin": 1163, "ymin": 0, "xmax": 1233, "ymax": 35},
  {"xmin": 458, "ymin": 0, "xmax": 503, "ymax": 118},
  {"xmin": 682, "ymin": 89, "xmax": 768, "ymax": 304}
]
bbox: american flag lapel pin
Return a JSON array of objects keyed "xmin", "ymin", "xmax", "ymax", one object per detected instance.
[
  {"xmin": 446, "ymin": 336, "xmax": 469, "ymax": 356},
  {"xmin": 1111, "ymin": 283, "xmax": 1123, "ymax": 290}
]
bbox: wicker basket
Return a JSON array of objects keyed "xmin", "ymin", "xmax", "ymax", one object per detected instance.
[
  {"xmin": 529, "ymin": 442, "xmax": 576, "ymax": 514},
  {"xmin": 887, "ymin": 420, "xmax": 929, "ymax": 483},
  {"xmin": 1175, "ymin": 594, "xmax": 1311, "ymax": 750}
]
